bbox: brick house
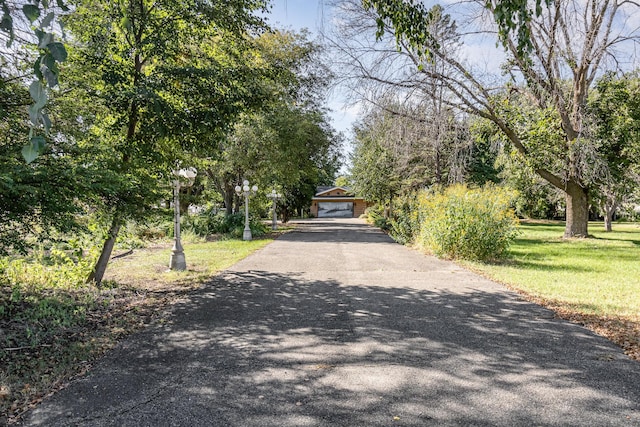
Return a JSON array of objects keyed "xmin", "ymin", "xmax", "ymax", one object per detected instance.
[{"xmin": 309, "ymin": 186, "xmax": 368, "ymax": 218}]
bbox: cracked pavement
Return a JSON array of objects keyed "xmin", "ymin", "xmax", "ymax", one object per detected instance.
[{"xmin": 20, "ymin": 218, "xmax": 640, "ymax": 426}]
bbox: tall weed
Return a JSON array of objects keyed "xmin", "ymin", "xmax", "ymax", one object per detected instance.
[{"xmin": 416, "ymin": 184, "xmax": 520, "ymax": 261}]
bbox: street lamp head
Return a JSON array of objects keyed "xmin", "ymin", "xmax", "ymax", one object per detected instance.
[
  {"xmin": 251, "ymin": 185, "xmax": 258, "ymax": 192},
  {"xmin": 234, "ymin": 185, "xmax": 241, "ymax": 194},
  {"xmin": 243, "ymin": 184, "xmax": 250, "ymax": 192},
  {"xmin": 173, "ymin": 167, "xmax": 197, "ymax": 187},
  {"xmin": 183, "ymin": 167, "xmax": 197, "ymax": 179},
  {"xmin": 243, "ymin": 179, "xmax": 249, "ymax": 186}
]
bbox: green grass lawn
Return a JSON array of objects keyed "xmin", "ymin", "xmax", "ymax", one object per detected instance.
[
  {"xmin": 105, "ymin": 237, "xmax": 274, "ymax": 288},
  {"xmin": 463, "ymin": 220, "xmax": 640, "ymax": 360}
]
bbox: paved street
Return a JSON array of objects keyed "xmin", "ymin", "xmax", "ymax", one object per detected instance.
[{"xmin": 22, "ymin": 219, "xmax": 640, "ymax": 426}]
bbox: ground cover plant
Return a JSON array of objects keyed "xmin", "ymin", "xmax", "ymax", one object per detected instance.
[
  {"xmin": 0, "ymin": 232, "xmax": 280, "ymax": 424},
  {"xmin": 463, "ymin": 220, "xmax": 640, "ymax": 361}
]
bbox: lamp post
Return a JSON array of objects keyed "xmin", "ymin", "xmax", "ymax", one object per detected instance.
[
  {"xmin": 235, "ymin": 179, "xmax": 258, "ymax": 241},
  {"xmin": 266, "ymin": 189, "xmax": 282, "ymax": 230},
  {"xmin": 169, "ymin": 167, "xmax": 197, "ymax": 270}
]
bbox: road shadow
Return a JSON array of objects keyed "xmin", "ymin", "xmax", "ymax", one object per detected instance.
[
  {"xmin": 283, "ymin": 219, "xmax": 393, "ymax": 244},
  {"xmin": 23, "ymin": 270, "xmax": 640, "ymax": 426}
]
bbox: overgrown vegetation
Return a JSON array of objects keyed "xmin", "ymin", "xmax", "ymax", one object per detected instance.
[
  {"xmin": 413, "ymin": 185, "xmax": 520, "ymax": 261},
  {"xmin": 368, "ymin": 184, "xmax": 520, "ymax": 262},
  {"xmin": 182, "ymin": 210, "xmax": 269, "ymax": 240}
]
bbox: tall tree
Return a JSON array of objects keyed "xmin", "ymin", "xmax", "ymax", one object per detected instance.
[
  {"xmin": 63, "ymin": 0, "xmax": 269, "ymax": 284},
  {"xmin": 350, "ymin": 98, "xmax": 473, "ymax": 216},
  {"xmin": 214, "ymin": 105, "xmax": 341, "ymax": 220},
  {"xmin": 207, "ymin": 29, "xmax": 341, "ymax": 216},
  {"xmin": 351, "ymin": 115, "xmax": 401, "ymax": 215},
  {"xmin": 0, "ymin": 78, "xmax": 95, "ymax": 254},
  {"xmin": 349, "ymin": 0, "xmax": 640, "ymax": 237},
  {"xmin": 587, "ymin": 71, "xmax": 640, "ymax": 231}
]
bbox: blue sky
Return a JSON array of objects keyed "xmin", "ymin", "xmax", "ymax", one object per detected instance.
[
  {"xmin": 263, "ymin": 0, "xmax": 358, "ymax": 142},
  {"xmin": 266, "ymin": 0, "xmax": 330, "ymax": 33}
]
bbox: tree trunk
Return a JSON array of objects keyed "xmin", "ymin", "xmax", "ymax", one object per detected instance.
[
  {"xmin": 224, "ymin": 185, "xmax": 234, "ymax": 216},
  {"xmin": 87, "ymin": 214, "xmax": 122, "ymax": 285},
  {"xmin": 603, "ymin": 200, "xmax": 617, "ymax": 232},
  {"xmin": 385, "ymin": 194, "xmax": 394, "ymax": 219},
  {"xmin": 604, "ymin": 210, "xmax": 613, "ymax": 232},
  {"xmin": 564, "ymin": 181, "xmax": 589, "ymax": 238}
]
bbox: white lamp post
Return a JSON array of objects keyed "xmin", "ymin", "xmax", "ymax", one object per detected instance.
[
  {"xmin": 235, "ymin": 179, "xmax": 258, "ymax": 241},
  {"xmin": 266, "ymin": 189, "xmax": 282, "ymax": 230},
  {"xmin": 169, "ymin": 167, "xmax": 197, "ymax": 270}
]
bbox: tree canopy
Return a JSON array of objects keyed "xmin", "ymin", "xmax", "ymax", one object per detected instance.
[
  {"xmin": 345, "ymin": 0, "xmax": 640, "ymax": 237},
  {"xmin": 0, "ymin": 1, "xmax": 343, "ymax": 283}
]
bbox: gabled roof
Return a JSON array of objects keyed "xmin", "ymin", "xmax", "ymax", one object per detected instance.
[{"xmin": 315, "ymin": 186, "xmax": 352, "ymax": 196}]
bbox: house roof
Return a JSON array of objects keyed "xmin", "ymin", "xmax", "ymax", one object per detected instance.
[{"xmin": 315, "ymin": 186, "xmax": 352, "ymax": 196}]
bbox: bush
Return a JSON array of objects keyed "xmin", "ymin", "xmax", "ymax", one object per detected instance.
[
  {"xmin": 182, "ymin": 210, "xmax": 268, "ymax": 239},
  {"xmin": 415, "ymin": 184, "xmax": 520, "ymax": 261},
  {"xmin": 364, "ymin": 206, "xmax": 391, "ymax": 231},
  {"xmin": 219, "ymin": 213, "xmax": 269, "ymax": 239},
  {"xmin": 389, "ymin": 194, "xmax": 420, "ymax": 245}
]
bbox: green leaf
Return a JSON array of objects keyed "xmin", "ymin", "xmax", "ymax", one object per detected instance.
[
  {"xmin": 47, "ymin": 42, "xmax": 67, "ymax": 62},
  {"xmin": 29, "ymin": 80, "xmax": 48, "ymax": 109},
  {"xmin": 29, "ymin": 104, "xmax": 41, "ymax": 126},
  {"xmin": 42, "ymin": 112, "xmax": 52, "ymax": 134},
  {"xmin": 42, "ymin": 54, "xmax": 60, "ymax": 87},
  {"xmin": 22, "ymin": 144, "xmax": 39, "ymax": 164},
  {"xmin": 32, "ymin": 135, "xmax": 46, "ymax": 151},
  {"xmin": 22, "ymin": 136, "xmax": 46, "ymax": 164},
  {"xmin": 38, "ymin": 31, "xmax": 53, "ymax": 48},
  {"xmin": 41, "ymin": 11, "xmax": 55, "ymax": 28},
  {"xmin": 23, "ymin": 4, "xmax": 41, "ymax": 23},
  {"xmin": 43, "ymin": 67, "xmax": 58, "ymax": 88},
  {"xmin": 1, "ymin": 10, "xmax": 12, "ymax": 33},
  {"xmin": 33, "ymin": 56, "xmax": 43, "ymax": 80},
  {"xmin": 56, "ymin": 0, "xmax": 70, "ymax": 12},
  {"xmin": 43, "ymin": 53, "xmax": 57, "ymax": 72}
]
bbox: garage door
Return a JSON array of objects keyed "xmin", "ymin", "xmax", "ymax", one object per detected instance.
[{"xmin": 317, "ymin": 202, "xmax": 353, "ymax": 218}]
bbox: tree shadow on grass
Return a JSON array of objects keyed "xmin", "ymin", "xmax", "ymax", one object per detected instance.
[{"xmin": 22, "ymin": 270, "xmax": 640, "ymax": 427}]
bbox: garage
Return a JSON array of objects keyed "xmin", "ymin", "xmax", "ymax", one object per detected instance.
[
  {"xmin": 317, "ymin": 202, "xmax": 353, "ymax": 218},
  {"xmin": 310, "ymin": 186, "xmax": 369, "ymax": 218}
]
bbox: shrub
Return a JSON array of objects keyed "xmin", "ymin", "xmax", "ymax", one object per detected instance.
[
  {"xmin": 364, "ymin": 206, "xmax": 391, "ymax": 231},
  {"xmin": 389, "ymin": 194, "xmax": 420, "ymax": 245},
  {"xmin": 182, "ymin": 210, "xmax": 268, "ymax": 239},
  {"xmin": 221, "ymin": 213, "xmax": 268, "ymax": 239},
  {"xmin": 415, "ymin": 184, "xmax": 520, "ymax": 261}
]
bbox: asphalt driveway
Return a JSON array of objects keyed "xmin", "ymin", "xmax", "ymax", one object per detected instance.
[{"xmin": 21, "ymin": 219, "xmax": 640, "ymax": 426}]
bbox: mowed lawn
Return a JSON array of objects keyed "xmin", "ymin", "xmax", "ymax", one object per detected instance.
[{"xmin": 465, "ymin": 220, "xmax": 640, "ymax": 360}]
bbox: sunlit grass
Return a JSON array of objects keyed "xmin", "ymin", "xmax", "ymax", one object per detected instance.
[
  {"xmin": 105, "ymin": 237, "xmax": 274, "ymax": 288},
  {"xmin": 465, "ymin": 221, "xmax": 640, "ymax": 318}
]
